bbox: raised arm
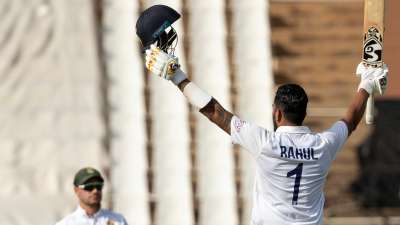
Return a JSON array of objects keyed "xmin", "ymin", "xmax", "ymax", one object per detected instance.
[
  {"xmin": 145, "ymin": 45, "xmax": 234, "ymax": 135},
  {"xmin": 341, "ymin": 90, "xmax": 369, "ymax": 135},
  {"xmin": 177, "ymin": 79, "xmax": 233, "ymax": 134},
  {"xmin": 341, "ymin": 63, "xmax": 388, "ymax": 136}
]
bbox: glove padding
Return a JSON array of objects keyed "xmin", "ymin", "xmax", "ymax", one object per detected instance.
[
  {"xmin": 356, "ymin": 62, "xmax": 388, "ymax": 95},
  {"xmin": 145, "ymin": 45, "xmax": 186, "ymax": 85}
]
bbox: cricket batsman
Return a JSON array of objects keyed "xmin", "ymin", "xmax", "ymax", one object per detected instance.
[{"xmin": 136, "ymin": 5, "xmax": 388, "ymax": 225}]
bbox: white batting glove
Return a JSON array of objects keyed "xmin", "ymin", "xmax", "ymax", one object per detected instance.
[
  {"xmin": 145, "ymin": 44, "xmax": 187, "ymax": 85},
  {"xmin": 356, "ymin": 62, "xmax": 388, "ymax": 95}
]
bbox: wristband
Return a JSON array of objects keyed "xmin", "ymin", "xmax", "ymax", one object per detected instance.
[{"xmin": 183, "ymin": 82, "xmax": 212, "ymax": 109}]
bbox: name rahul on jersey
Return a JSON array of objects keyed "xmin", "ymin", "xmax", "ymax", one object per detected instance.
[{"xmin": 280, "ymin": 146, "xmax": 318, "ymax": 160}]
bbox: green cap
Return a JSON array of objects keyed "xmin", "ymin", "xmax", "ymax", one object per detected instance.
[{"xmin": 73, "ymin": 167, "xmax": 104, "ymax": 186}]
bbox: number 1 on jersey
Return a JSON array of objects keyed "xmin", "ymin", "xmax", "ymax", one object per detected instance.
[{"xmin": 287, "ymin": 163, "xmax": 303, "ymax": 205}]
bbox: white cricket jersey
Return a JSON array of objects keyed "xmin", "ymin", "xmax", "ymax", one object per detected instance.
[
  {"xmin": 231, "ymin": 116, "xmax": 348, "ymax": 225},
  {"xmin": 55, "ymin": 205, "xmax": 128, "ymax": 225}
]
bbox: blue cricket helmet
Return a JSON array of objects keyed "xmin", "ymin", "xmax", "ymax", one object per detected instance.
[{"xmin": 136, "ymin": 5, "xmax": 180, "ymax": 52}]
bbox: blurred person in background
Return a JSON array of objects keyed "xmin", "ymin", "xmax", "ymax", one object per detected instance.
[{"xmin": 55, "ymin": 167, "xmax": 128, "ymax": 225}]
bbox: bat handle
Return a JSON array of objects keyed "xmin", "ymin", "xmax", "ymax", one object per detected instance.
[{"xmin": 365, "ymin": 94, "xmax": 374, "ymax": 124}]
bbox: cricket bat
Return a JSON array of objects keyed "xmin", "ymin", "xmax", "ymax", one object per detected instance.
[{"xmin": 363, "ymin": 0, "xmax": 385, "ymax": 124}]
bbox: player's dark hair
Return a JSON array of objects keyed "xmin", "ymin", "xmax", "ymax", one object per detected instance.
[{"xmin": 274, "ymin": 84, "xmax": 308, "ymax": 125}]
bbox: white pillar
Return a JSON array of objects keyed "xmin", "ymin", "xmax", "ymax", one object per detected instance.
[
  {"xmin": 187, "ymin": 1, "xmax": 237, "ymax": 225},
  {"xmin": 231, "ymin": 0, "xmax": 274, "ymax": 223},
  {"xmin": 142, "ymin": 1, "xmax": 194, "ymax": 225},
  {"xmin": 102, "ymin": 1, "xmax": 150, "ymax": 224},
  {"xmin": 0, "ymin": 0, "xmax": 108, "ymax": 224}
]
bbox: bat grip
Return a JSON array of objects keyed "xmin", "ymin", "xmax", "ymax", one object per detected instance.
[{"xmin": 365, "ymin": 94, "xmax": 374, "ymax": 124}]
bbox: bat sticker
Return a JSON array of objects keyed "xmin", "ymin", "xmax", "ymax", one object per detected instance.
[{"xmin": 363, "ymin": 27, "xmax": 383, "ymax": 66}]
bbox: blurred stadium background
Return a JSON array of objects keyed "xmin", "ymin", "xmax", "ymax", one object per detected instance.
[{"xmin": 0, "ymin": 0, "xmax": 399, "ymax": 224}]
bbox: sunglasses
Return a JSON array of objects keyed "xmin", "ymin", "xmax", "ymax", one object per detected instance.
[{"xmin": 78, "ymin": 183, "xmax": 103, "ymax": 192}]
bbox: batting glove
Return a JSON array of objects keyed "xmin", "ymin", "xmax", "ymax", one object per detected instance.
[
  {"xmin": 356, "ymin": 62, "xmax": 388, "ymax": 95},
  {"xmin": 145, "ymin": 44, "xmax": 187, "ymax": 85}
]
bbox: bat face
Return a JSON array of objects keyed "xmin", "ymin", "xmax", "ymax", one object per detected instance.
[
  {"xmin": 362, "ymin": 0, "xmax": 385, "ymax": 125},
  {"xmin": 363, "ymin": 26, "xmax": 384, "ymax": 67},
  {"xmin": 363, "ymin": 0, "xmax": 385, "ymax": 68}
]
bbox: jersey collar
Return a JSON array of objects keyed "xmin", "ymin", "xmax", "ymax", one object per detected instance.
[
  {"xmin": 275, "ymin": 125, "xmax": 311, "ymax": 134},
  {"xmin": 75, "ymin": 205, "xmax": 103, "ymax": 218}
]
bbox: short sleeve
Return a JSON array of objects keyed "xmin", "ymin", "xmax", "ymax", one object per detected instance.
[
  {"xmin": 321, "ymin": 121, "xmax": 348, "ymax": 159},
  {"xmin": 230, "ymin": 116, "xmax": 270, "ymax": 158}
]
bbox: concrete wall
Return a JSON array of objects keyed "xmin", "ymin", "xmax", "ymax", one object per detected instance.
[{"xmin": 384, "ymin": 0, "xmax": 400, "ymax": 98}]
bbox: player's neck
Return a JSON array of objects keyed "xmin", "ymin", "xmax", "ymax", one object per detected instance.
[
  {"xmin": 279, "ymin": 120, "xmax": 301, "ymax": 127},
  {"xmin": 80, "ymin": 202, "xmax": 101, "ymax": 217}
]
